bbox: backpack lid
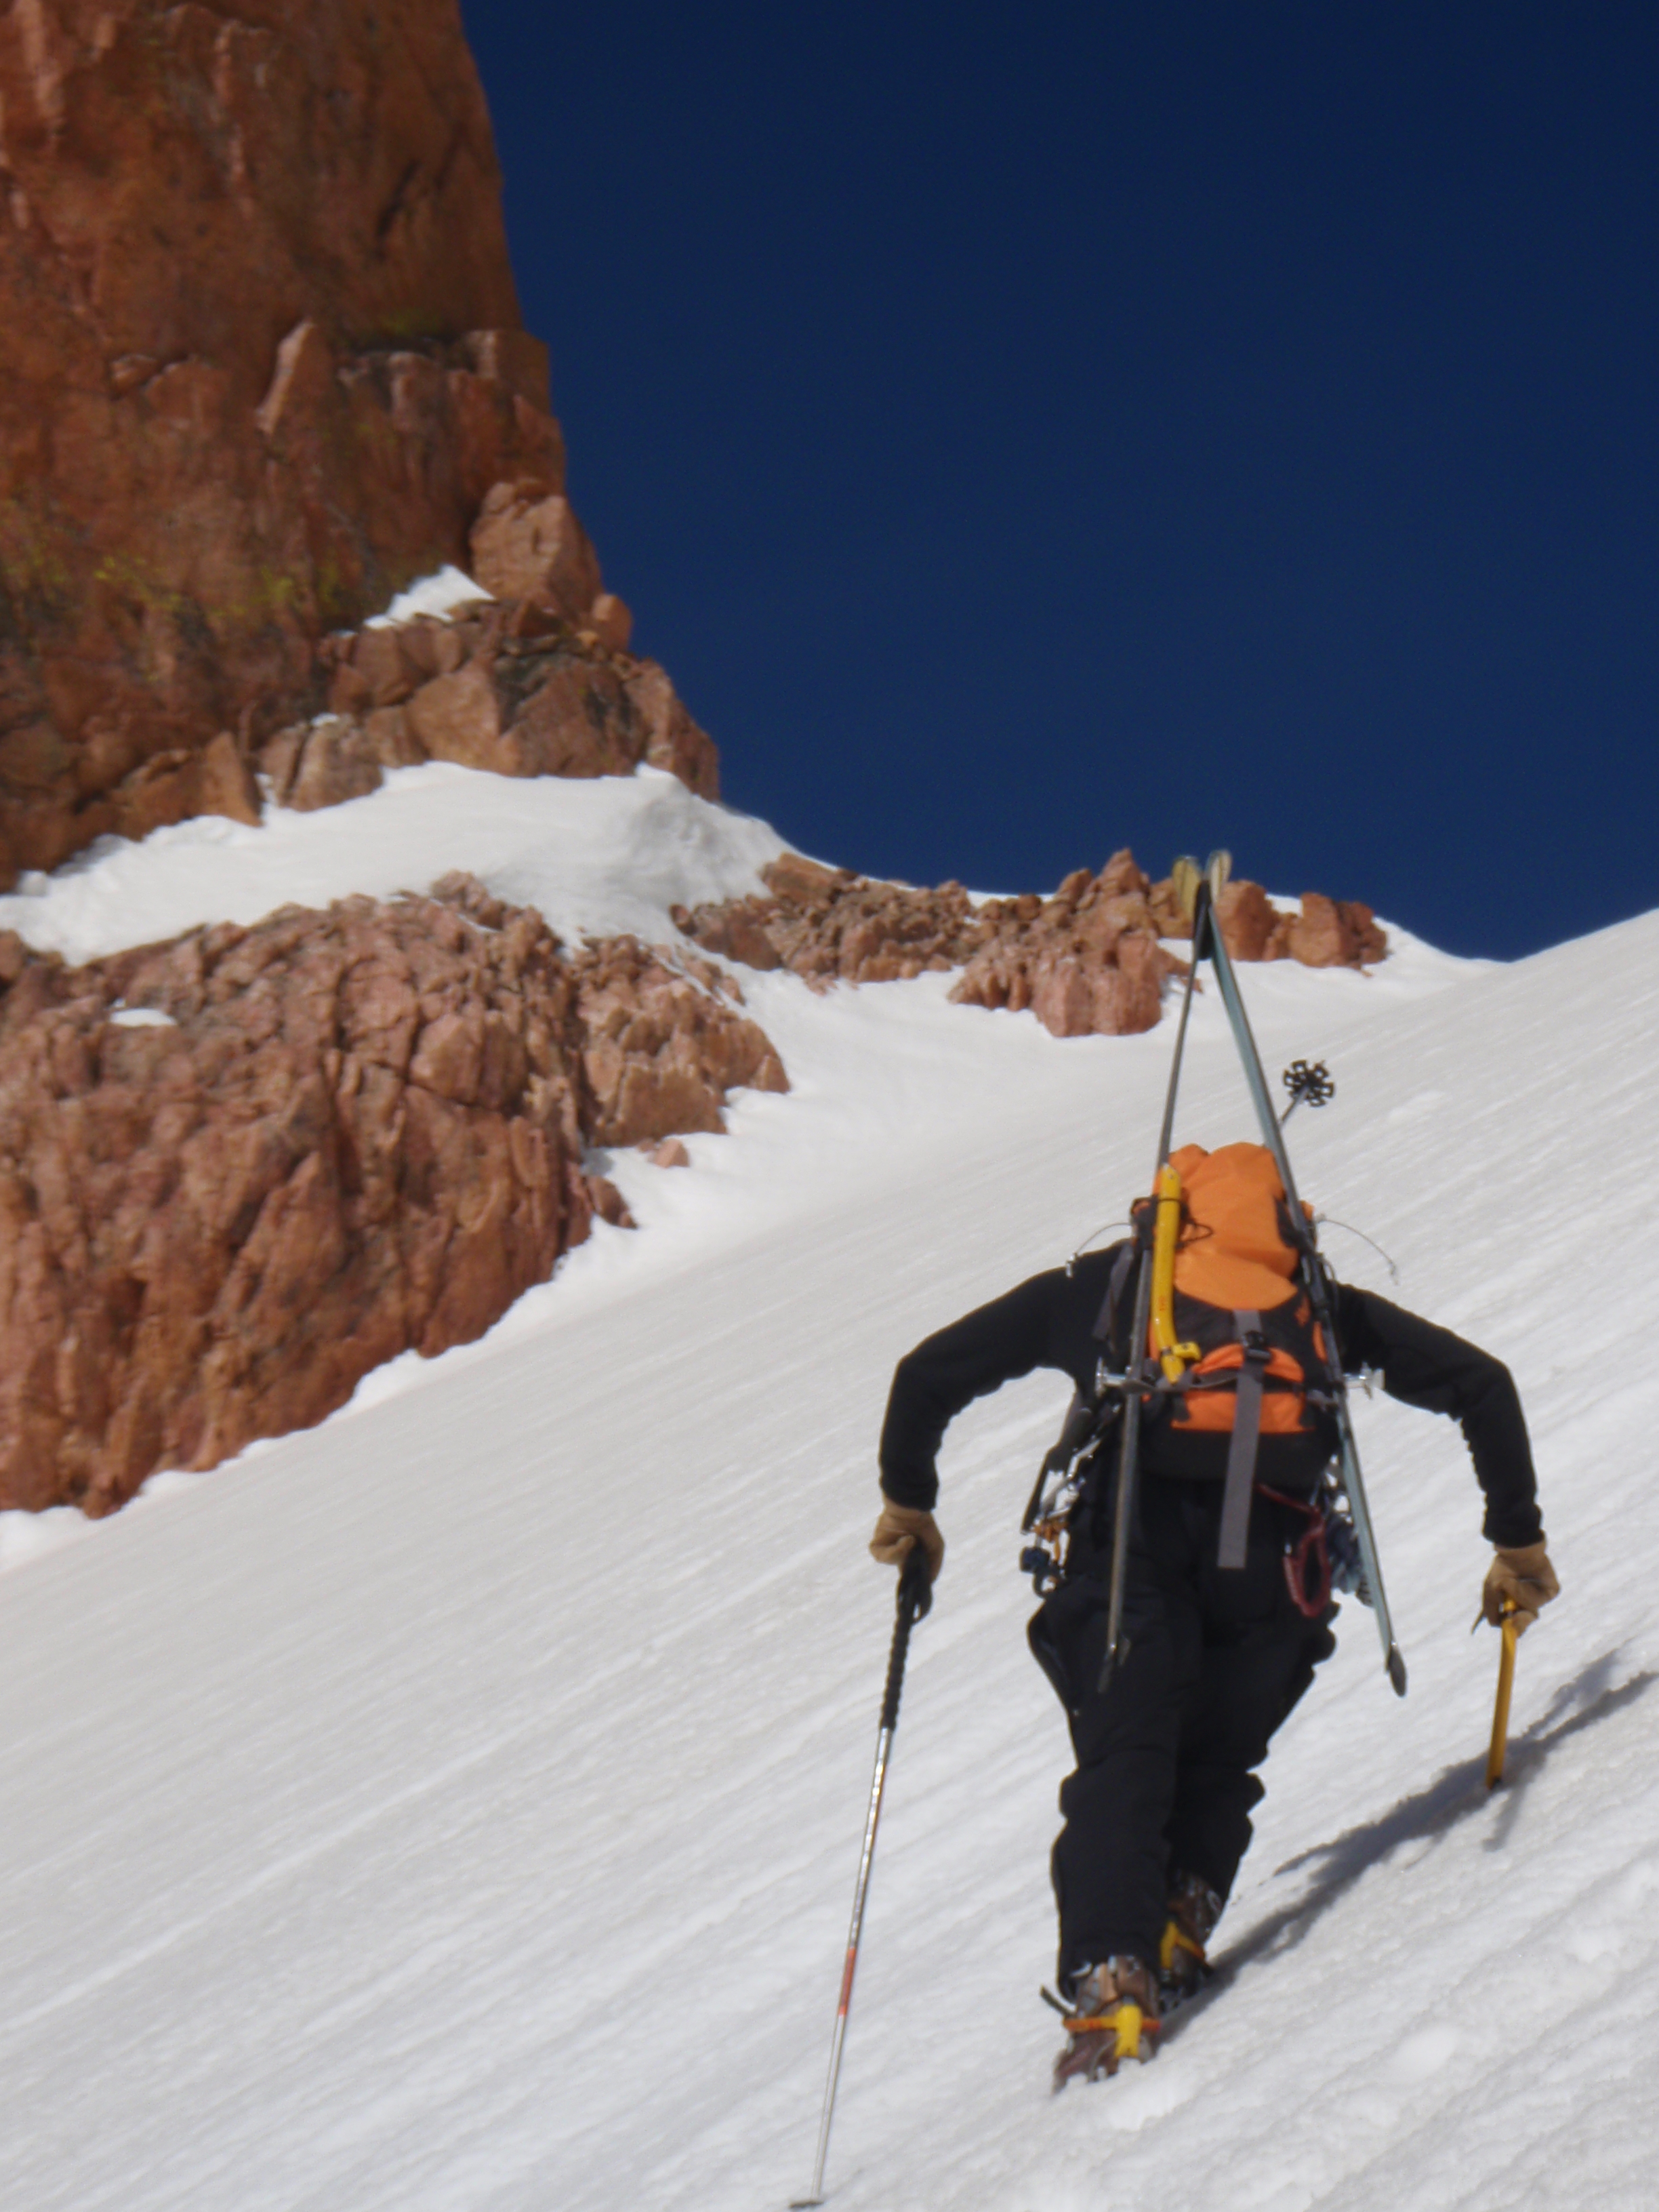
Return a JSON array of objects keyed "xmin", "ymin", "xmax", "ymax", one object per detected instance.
[{"xmin": 1166, "ymin": 1141, "xmax": 1305, "ymax": 1312}]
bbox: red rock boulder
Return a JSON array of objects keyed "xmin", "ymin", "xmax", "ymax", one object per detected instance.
[
  {"xmin": 570, "ymin": 937, "xmax": 787, "ymax": 1146},
  {"xmin": 295, "ymin": 599, "xmax": 720, "ymax": 799},
  {"xmin": 1278, "ymin": 894, "xmax": 1389, "ymax": 968}
]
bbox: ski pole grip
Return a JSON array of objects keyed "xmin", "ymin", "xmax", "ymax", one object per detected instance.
[
  {"xmin": 899, "ymin": 1537, "xmax": 933, "ymax": 1624},
  {"xmin": 880, "ymin": 1548, "xmax": 930, "ymax": 1732}
]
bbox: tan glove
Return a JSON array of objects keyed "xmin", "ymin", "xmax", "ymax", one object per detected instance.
[
  {"xmin": 1482, "ymin": 1540, "xmax": 1559, "ymax": 1634},
  {"xmin": 869, "ymin": 1499, "xmax": 945, "ymax": 1583}
]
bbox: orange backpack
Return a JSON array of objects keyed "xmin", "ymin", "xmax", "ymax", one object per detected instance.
[
  {"xmin": 1023, "ymin": 1141, "xmax": 1345, "ymax": 1605},
  {"xmin": 1139, "ymin": 1142, "xmax": 1335, "ymax": 1443}
]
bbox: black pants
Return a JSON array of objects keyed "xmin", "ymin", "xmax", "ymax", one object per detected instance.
[{"xmin": 1029, "ymin": 1476, "xmax": 1336, "ymax": 1988}]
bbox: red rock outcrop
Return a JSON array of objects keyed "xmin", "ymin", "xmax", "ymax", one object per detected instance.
[
  {"xmin": 674, "ymin": 849, "xmax": 1387, "ymax": 1040},
  {"xmin": 949, "ymin": 856, "xmax": 1184, "ymax": 1037},
  {"xmin": 0, "ymin": 876, "xmax": 784, "ymax": 1515},
  {"xmin": 567, "ymin": 934, "xmax": 787, "ymax": 1146},
  {"xmin": 1149, "ymin": 876, "xmax": 1387, "ymax": 968},
  {"xmin": 676, "ymin": 853, "xmax": 989, "ymax": 985},
  {"xmin": 0, "ymin": 0, "xmax": 715, "ymax": 880},
  {"xmin": 277, "ymin": 591, "xmax": 719, "ymax": 810}
]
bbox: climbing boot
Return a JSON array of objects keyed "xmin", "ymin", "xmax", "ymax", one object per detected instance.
[
  {"xmin": 1051, "ymin": 1956, "xmax": 1160, "ymax": 2090},
  {"xmin": 1158, "ymin": 1870, "xmax": 1223, "ymax": 2012}
]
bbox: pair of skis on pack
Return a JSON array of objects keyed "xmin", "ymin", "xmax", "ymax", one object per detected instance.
[{"xmin": 1096, "ymin": 851, "xmax": 1405, "ymax": 1698}]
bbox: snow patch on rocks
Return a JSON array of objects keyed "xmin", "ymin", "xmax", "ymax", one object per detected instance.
[{"xmin": 365, "ymin": 565, "xmax": 493, "ymax": 628}]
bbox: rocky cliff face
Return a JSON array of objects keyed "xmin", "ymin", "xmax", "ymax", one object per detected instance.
[
  {"xmin": 0, "ymin": 0, "xmax": 713, "ymax": 879},
  {"xmin": 674, "ymin": 851, "xmax": 1387, "ymax": 1039},
  {"xmin": 0, "ymin": 878, "xmax": 784, "ymax": 1514}
]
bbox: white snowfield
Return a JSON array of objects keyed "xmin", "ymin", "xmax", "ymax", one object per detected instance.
[{"xmin": 0, "ymin": 769, "xmax": 1653, "ymax": 2212}]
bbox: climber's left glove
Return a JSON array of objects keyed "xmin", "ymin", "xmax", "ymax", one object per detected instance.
[{"xmin": 1482, "ymin": 1540, "xmax": 1559, "ymax": 1635}]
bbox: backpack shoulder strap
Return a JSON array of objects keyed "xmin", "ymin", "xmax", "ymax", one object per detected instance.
[{"xmin": 1093, "ymin": 1242, "xmax": 1138, "ymax": 1358}]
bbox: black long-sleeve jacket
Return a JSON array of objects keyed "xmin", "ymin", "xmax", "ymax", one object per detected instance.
[{"xmin": 878, "ymin": 1246, "xmax": 1542, "ymax": 1548}]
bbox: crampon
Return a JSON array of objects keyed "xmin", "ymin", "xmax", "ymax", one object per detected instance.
[
  {"xmin": 1049, "ymin": 1957, "xmax": 1160, "ymax": 2090},
  {"xmin": 1158, "ymin": 1870, "xmax": 1223, "ymax": 2014}
]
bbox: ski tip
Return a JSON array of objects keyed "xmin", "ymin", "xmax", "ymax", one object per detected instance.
[
  {"xmin": 1205, "ymin": 849, "xmax": 1233, "ymax": 900},
  {"xmin": 1170, "ymin": 855, "xmax": 1203, "ymax": 920},
  {"xmin": 1387, "ymin": 1645, "xmax": 1408, "ymax": 1698},
  {"xmin": 790, "ymin": 2198, "xmax": 825, "ymax": 2208}
]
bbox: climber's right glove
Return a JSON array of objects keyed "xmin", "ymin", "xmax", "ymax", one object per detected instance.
[
  {"xmin": 1482, "ymin": 1540, "xmax": 1559, "ymax": 1635},
  {"xmin": 869, "ymin": 1498, "xmax": 945, "ymax": 1583}
]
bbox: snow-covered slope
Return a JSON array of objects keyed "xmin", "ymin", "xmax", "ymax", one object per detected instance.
[
  {"xmin": 0, "ymin": 771, "xmax": 1653, "ymax": 2212},
  {"xmin": 0, "ymin": 762, "xmax": 785, "ymax": 966}
]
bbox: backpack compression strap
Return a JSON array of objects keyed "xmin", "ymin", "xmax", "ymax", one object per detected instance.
[{"xmin": 1216, "ymin": 1314, "xmax": 1270, "ymax": 1570}]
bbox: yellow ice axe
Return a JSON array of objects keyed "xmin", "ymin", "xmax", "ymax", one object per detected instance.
[
  {"xmin": 1149, "ymin": 1164, "xmax": 1200, "ymax": 1382},
  {"xmin": 1486, "ymin": 1599, "xmax": 1519, "ymax": 1790}
]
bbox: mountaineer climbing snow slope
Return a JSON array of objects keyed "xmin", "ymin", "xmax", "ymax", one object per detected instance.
[
  {"xmin": 859, "ymin": 864, "xmax": 1553, "ymax": 2122},
  {"xmin": 0, "ymin": 771, "xmax": 1653, "ymax": 2210}
]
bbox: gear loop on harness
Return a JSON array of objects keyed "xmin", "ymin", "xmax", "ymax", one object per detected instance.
[{"xmin": 1257, "ymin": 1481, "xmax": 1335, "ymax": 1617}]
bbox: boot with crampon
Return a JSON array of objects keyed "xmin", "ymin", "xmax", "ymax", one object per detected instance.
[
  {"xmin": 1051, "ymin": 1957, "xmax": 1160, "ymax": 2090},
  {"xmin": 1158, "ymin": 1870, "xmax": 1223, "ymax": 2012}
]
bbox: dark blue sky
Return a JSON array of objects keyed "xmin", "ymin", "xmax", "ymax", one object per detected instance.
[{"xmin": 459, "ymin": 1, "xmax": 1657, "ymax": 958}]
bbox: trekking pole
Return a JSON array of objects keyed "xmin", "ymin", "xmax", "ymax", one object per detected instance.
[
  {"xmin": 1486, "ymin": 1599, "xmax": 1519, "ymax": 1790},
  {"xmin": 792, "ymin": 1546, "xmax": 933, "ymax": 2209}
]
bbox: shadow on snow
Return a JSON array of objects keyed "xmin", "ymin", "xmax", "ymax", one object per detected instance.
[{"xmin": 1221, "ymin": 1650, "xmax": 1656, "ymax": 1984}]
